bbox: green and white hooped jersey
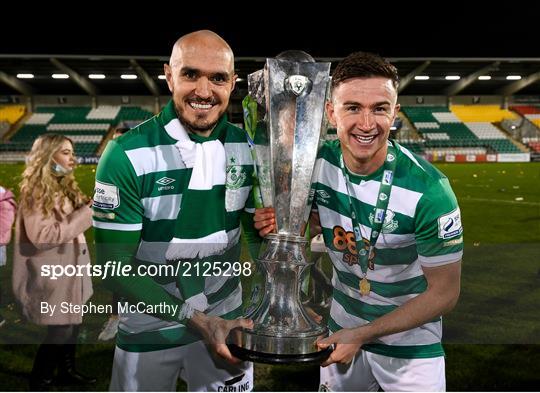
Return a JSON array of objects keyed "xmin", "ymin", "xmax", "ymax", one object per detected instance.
[
  {"xmin": 312, "ymin": 140, "xmax": 463, "ymax": 359},
  {"xmin": 93, "ymin": 101, "xmax": 255, "ymax": 351}
]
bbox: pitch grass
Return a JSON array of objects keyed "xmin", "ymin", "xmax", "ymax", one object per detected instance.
[{"xmin": 0, "ymin": 162, "xmax": 538, "ymax": 390}]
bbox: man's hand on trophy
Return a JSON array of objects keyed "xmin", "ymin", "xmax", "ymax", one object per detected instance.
[
  {"xmin": 189, "ymin": 311, "xmax": 254, "ymax": 364},
  {"xmin": 254, "ymin": 208, "xmax": 322, "ymax": 238},
  {"xmin": 316, "ymin": 327, "xmax": 366, "ymax": 366},
  {"xmin": 254, "ymin": 207, "xmax": 276, "ymax": 237}
]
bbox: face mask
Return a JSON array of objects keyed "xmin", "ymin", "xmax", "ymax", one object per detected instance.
[{"xmin": 51, "ymin": 161, "xmax": 73, "ymax": 176}]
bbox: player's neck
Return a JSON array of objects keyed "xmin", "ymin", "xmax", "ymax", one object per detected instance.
[
  {"xmin": 187, "ymin": 126, "xmax": 213, "ymax": 138},
  {"xmin": 343, "ymin": 145, "xmax": 388, "ymax": 176}
]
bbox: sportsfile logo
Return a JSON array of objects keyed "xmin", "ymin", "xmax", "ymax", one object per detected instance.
[{"xmin": 156, "ymin": 177, "xmax": 175, "ymax": 191}]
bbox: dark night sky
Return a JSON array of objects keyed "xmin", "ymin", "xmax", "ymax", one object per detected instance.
[{"xmin": 1, "ymin": 7, "xmax": 538, "ymax": 58}]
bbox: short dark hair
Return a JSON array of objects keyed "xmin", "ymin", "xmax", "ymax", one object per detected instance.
[{"xmin": 331, "ymin": 51, "xmax": 399, "ymax": 91}]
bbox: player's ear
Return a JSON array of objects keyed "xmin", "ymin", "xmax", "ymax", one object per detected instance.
[
  {"xmin": 164, "ymin": 63, "xmax": 174, "ymax": 93},
  {"xmin": 326, "ymin": 100, "xmax": 337, "ymax": 127}
]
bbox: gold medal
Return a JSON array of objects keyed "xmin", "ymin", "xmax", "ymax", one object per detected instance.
[{"xmin": 359, "ymin": 277, "xmax": 370, "ymax": 296}]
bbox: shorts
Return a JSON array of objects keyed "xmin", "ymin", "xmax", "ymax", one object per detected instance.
[
  {"xmin": 319, "ymin": 349, "xmax": 445, "ymax": 392},
  {"xmin": 110, "ymin": 340, "xmax": 253, "ymax": 391}
]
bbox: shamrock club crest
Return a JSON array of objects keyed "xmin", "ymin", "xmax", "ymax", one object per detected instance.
[
  {"xmin": 368, "ymin": 209, "xmax": 399, "ymax": 234},
  {"xmin": 226, "ymin": 157, "xmax": 246, "ymax": 190}
]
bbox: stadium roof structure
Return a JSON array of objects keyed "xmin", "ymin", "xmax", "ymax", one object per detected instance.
[
  {"xmin": 1, "ymin": 54, "xmax": 540, "ymax": 97},
  {"xmin": 3, "ymin": 8, "xmax": 540, "ymax": 98}
]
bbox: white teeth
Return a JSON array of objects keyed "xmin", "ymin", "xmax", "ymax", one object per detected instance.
[
  {"xmin": 353, "ymin": 135, "xmax": 376, "ymax": 144},
  {"xmin": 190, "ymin": 102, "xmax": 212, "ymax": 110}
]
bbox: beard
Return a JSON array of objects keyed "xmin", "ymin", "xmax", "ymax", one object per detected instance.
[
  {"xmin": 174, "ymin": 97, "xmax": 224, "ymax": 135},
  {"xmin": 179, "ymin": 114, "xmax": 219, "ymax": 134}
]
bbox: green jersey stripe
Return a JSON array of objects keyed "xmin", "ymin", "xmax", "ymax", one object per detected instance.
[
  {"xmin": 317, "ymin": 158, "xmax": 422, "ymax": 218},
  {"xmin": 116, "ymin": 325, "xmax": 197, "ymax": 352},
  {"xmin": 330, "ymin": 253, "xmax": 425, "ymax": 285},
  {"xmin": 116, "ymin": 304, "xmax": 244, "ymax": 352},
  {"xmin": 140, "ymin": 218, "xmax": 175, "ymax": 242},
  {"xmin": 335, "ymin": 269, "xmax": 427, "ymax": 299},
  {"xmin": 321, "ymin": 228, "xmax": 418, "ymax": 264},
  {"xmin": 332, "ymin": 288, "xmax": 397, "ymax": 322},
  {"xmin": 313, "ymin": 140, "xmax": 462, "ymax": 356},
  {"xmin": 94, "ymin": 102, "xmax": 259, "ymax": 350},
  {"xmin": 135, "ymin": 228, "xmax": 242, "ymax": 265},
  {"xmin": 332, "ymin": 275, "xmax": 417, "ymax": 307},
  {"xmin": 362, "ymin": 343, "xmax": 445, "ymax": 359},
  {"xmin": 141, "ymin": 169, "xmax": 188, "ymax": 197},
  {"xmin": 330, "ymin": 295, "xmax": 441, "ymax": 342},
  {"xmin": 318, "ymin": 205, "xmax": 417, "ymax": 247},
  {"xmin": 207, "ymin": 277, "xmax": 240, "ymax": 305},
  {"xmin": 396, "ymin": 143, "xmax": 425, "ymax": 171},
  {"xmin": 329, "ymin": 313, "xmax": 444, "ymax": 359},
  {"xmin": 315, "ymin": 181, "xmax": 417, "ymax": 236},
  {"xmin": 93, "ymin": 220, "xmax": 142, "ymax": 231},
  {"xmin": 419, "ymin": 251, "xmax": 463, "ymax": 266},
  {"xmin": 327, "ymin": 315, "xmax": 342, "ymax": 333}
]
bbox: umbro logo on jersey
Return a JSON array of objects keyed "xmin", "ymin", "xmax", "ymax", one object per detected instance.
[
  {"xmin": 156, "ymin": 177, "xmax": 175, "ymax": 191},
  {"xmin": 156, "ymin": 177, "xmax": 175, "ymax": 185},
  {"xmin": 316, "ymin": 190, "xmax": 331, "ymax": 204}
]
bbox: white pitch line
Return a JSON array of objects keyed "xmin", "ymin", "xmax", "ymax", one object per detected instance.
[{"xmin": 462, "ymin": 197, "xmax": 540, "ymax": 206}]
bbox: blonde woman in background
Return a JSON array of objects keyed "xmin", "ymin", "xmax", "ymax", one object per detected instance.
[
  {"xmin": 0, "ymin": 184, "xmax": 16, "ymax": 327},
  {"xmin": 12, "ymin": 134, "xmax": 95, "ymax": 390}
]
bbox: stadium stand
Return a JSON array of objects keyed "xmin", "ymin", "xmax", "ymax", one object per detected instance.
[
  {"xmin": 0, "ymin": 102, "xmax": 533, "ymax": 162},
  {"xmin": 0, "ymin": 105, "xmax": 26, "ymax": 124},
  {"xmin": 1, "ymin": 106, "xmax": 153, "ymax": 159},
  {"xmin": 0, "ymin": 105, "xmax": 27, "ymax": 139},
  {"xmin": 511, "ymin": 105, "xmax": 540, "ymax": 127},
  {"xmin": 401, "ymin": 105, "xmax": 523, "ymax": 155},
  {"xmin": 523, "ymin": 138, "xmax": 540, "ymax": 152},
  {"xmin": 451, "ymin": 105, "xmax": 517, "ymax": 123}
]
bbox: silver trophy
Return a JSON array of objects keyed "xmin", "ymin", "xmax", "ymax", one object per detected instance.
[{"xmin": 229, "ymin": 57, "xmax": 332, "ymax": 363}]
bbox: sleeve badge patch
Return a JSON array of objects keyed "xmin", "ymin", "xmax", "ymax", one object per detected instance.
[{"xmin": 438, "ymin": 208, "xmax": 463, "ymax": 239}]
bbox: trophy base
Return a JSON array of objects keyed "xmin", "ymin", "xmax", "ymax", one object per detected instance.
[
  {"xmin": 228, "ymin": 344, "xmax": 332, "ymax": 365},
  {"xmin": 228, "ymin": 327, "xmax": 332, "ymax": 364}
]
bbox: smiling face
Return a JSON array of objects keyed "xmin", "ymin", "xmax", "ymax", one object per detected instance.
[
  {"xmin": 327, "ymin": 77, "xmax": 400, "ymax": 175},
  {"xmin": 164, "ymin": 32, "xmax": 236, "ymax": 136}
]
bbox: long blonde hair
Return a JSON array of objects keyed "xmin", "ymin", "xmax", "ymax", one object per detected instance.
[{"xmin": 20, "ymin": 134, "xmax": 89, "ymax": 217}]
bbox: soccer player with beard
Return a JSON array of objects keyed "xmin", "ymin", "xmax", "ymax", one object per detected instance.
[{"xmin": 93, "ymin": 30, "xmax": 257, "ymax": 391}]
